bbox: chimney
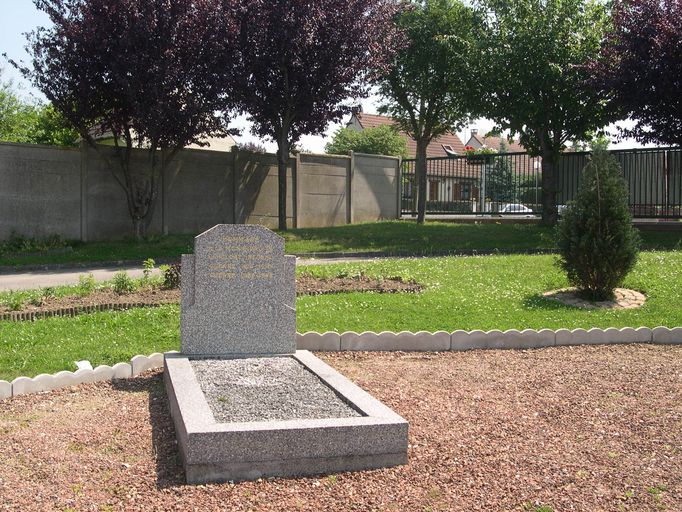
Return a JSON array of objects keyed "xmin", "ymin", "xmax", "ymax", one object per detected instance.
[
  {"xmin": 471, "ymin": 128, "xmax": 478, "ymax": 138},
  {"xmin": 351, "ymin": 104, "xmax": 363, "ymax": 115}
]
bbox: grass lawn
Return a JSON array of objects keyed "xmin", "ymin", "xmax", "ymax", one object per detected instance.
[
  {"xmin": 0, "ymin": 221, "xmax": 680, "ymax": 267},
  {"xmin": 0, "ymin": 251, "xmax": 680, "ymax": 380}
]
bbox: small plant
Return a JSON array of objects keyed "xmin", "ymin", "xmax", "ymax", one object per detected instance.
[
  {"xmin": 142, "ymin": 258, "xmax": 155, "ymax": 282},
  {"xmin": 161, "ymin": 263, "xmax": 181, "ymax": 289},
  {"xmin": 522, "ymin": 504, "xmax": 554, "ymax": 512},
  {"xmin": 112, "ymin": 271, "xmax": 136, "ymax": 295},
  {"xmin": 463, "ymin": 144, "xmax": 498, "ymax": 156},
  {"xmin": 5, "ymin": 293, "xmax": 25, "ymax": 311},
  {"xmin": 28, "ymin": 293, "xmax": 44, "ymax": 307},
  {"xmin": 42, "ymin": 287, "xmax": 56, "ymax": 298},
  {"xmin": 556, "ymin": 149, "xmax": 640, "ymax": 301},
  {"xmin": 0, "ymin": 231, "xmax": 69, "ymax": 255},
  {"xmin": 77, "ymin": 273, "xmax": 96, "ymax": 296}
]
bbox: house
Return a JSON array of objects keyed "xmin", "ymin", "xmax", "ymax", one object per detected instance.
[
  {"xmin": 465, "ymin": 128, "xmax": 541, "ymax": 188},
  {"xmin": 347, "ymin": 112, "xmax": 480, "ymax": 205},
  {"xmin": 346, "ymin": 112, "xmax": 466, "ymax": 158},
  {"xmin": 92, "ymin": 129, "xmax": 237, "ymax": 152},
  {"xmin": 464, "ymin": 129, "xmax": 527, "ymax": 153}
]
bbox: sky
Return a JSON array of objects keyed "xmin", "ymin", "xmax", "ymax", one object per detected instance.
[{"xmin": 1, "ymin": 0, "xmax": 640, "ymax": 153}]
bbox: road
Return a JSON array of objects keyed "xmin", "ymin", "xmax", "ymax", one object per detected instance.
[{"xmin": 0, "ymin": 256, "xmax": 386, "ymax": 291}]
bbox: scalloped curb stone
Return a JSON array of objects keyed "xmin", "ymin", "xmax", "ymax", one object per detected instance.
[
  {"xmin": 450, "ymin": 330, "xmax": 488, "ymax": 351},
  {"xmin": 340, "ymin": 331, "xmax": 450, "ymax": 351},
  {"xmin": 53, "ymin": 371, "xmax": 80, "ymax": 389},
  {"xmin": 112, "ymin": 362, "xmax": 133, "ymax": 379},
  {"xmin": 0, "ymin": 381, "xmax": 12, "ymax": 400},
  {"xmin": 11, "ymin": 377, "xmax": 36, "ymax": 397},
  {"xmin": 605, "ymin": 327, "xmax": 652, "ymax": 344},
  {"xmin": 297, "ymin": 332, "xmax": 341, "ymax": 351},
  {"xmin": 131, "ymin": 353, "xmax": 164, "ymax": 377},
  {"xmin": 652, "ymin": 326, "xmax": 682, "ymax": 344}
]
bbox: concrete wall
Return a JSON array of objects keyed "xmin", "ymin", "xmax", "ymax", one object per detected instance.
[{"xmin": 0, "ymin": 142, "xmax": 400, "ymax": 241}]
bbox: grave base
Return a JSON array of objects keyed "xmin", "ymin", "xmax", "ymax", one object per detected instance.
[{"xmin": 164, "ymin": 350, "xmax": 408, "ymax": 484}]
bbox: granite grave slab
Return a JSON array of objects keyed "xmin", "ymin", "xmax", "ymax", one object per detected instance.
[{"xmin": 165, "ymin": 224, "xmax": 408, "ymax": 483}]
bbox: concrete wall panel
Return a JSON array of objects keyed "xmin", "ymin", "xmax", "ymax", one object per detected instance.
[
  {"xmin": 0, "ymin": 143, "xmax": 81, "ymax": 240},
  {"xmin": 297, "ymin": 153, "xmax": 350, "ymax": 228},
  {"xmin": 164, "ymin": 149, "xmax": 235, "ymax": 234},
  {"xmin": 352, "ymin": 153, "xmax": 400, "ymax": 222}
]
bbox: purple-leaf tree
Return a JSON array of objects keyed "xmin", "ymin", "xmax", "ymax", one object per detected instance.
[
  {"xmin": 235, "ymin": 0, "xmax": 404, "ymax": 230},
  {"xmin": 14, "ymin": 0, "xmax": 239, "ymax": 239},
  {"xmin": 593, "ymin": 0, "xmax": 682, "ymax": 147}
]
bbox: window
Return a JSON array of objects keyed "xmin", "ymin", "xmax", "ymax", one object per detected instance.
[{"xmin": 461, "ymin": 183, "xmax": 471, "ymax": 200}]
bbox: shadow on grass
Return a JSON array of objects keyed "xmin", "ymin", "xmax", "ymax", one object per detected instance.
[
  {"xmin": 282, "ymin": 221, "xmax": 557, "ymax": 255},
  {"xmin": 111, "ymin": 372, "xmax": 186, "ymax": 489},
  {"xmin": 522, "ymin": 293, "xmax": 578, "ymax": 311}
]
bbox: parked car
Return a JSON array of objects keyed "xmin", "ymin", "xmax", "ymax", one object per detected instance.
[{"xmin": 498, "ymin": 203, "xmax": 534, "ymax": 215}]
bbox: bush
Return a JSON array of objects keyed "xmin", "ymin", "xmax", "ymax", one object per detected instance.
[
  {"xmin": 161, "ymin": 263, "xmax": 181, "ymax": 290},
  {"xmin": 77, "ymin": 273, "xmax": 96, "ymax": 296},
  {"xmin": 0, "ymin": 231, "xmax": 69, "ymax": 255},
  {"xmin": 112, "ymin": 271, "xmax": 136, "ymax": 295},
  {"xmin": 325, "ymin": 125, "xmax": 408, "ymax": 158},
  {"xmin": 556, "ymin": 149, "xmax": 640, "ymax": 300}
]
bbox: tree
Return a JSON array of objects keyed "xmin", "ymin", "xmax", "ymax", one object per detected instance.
[
  {"xmin": 0, "ymin": 74, "xmax": 78, "ymax": 146},
  {"xmin": 377, "ymin": 0, "xmax": 479, "ymax": 224},
  {"xmin": 556, "ymin": 149, "xmax": 640, "ymax": 300},
  {"xmin": 486, "ymin": 140, "xmax": 515, "ymax": 202},
  {"xmin": 31, "ymin": 104, "xmax": 79, "ymax": 147},
  {"xmin": 0, "ymin": 74, "xmax": 34, "ymax": 143},
  {"xmin": 325, "ymin": 125, "xmax": 408, "ymax": 158},
  {"xmin": 474, "ymin": 0, "xmax": 613, "ymax": 226},
  {"xmin": 235, "ymin": 0, "xmax": 403, "ymax": 230},
  {"xmin": 592, "ymin": 0, "xmax": 682, "ymax": 146},
  {"xmin": 15, "ymin": 0, "xmax": 239, "ymax": 238}
]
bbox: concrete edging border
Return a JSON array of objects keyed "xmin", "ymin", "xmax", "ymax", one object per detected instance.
[
  {"xmin": 297, "ymin": 326, "xmax": 681, "ymax": 352},
  {"xmin": 1, "ymin": 301, "xmax": 173, "ymax": 322},
  {"xmin": 1, "ymin": 352, "xmax": 172, "ymax": 401},
  {"xmin": 1, "ymin": 326, "xmax": 680, "ymax": 401}
]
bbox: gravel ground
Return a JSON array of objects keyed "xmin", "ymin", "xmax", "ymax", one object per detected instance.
[
  {"xmin": 0, "ymin": 344, "xmax": 681, "ymax": 511},
  {"xmin": 191, "ymin": 357, "xmax": 361, "ymax": 422}
]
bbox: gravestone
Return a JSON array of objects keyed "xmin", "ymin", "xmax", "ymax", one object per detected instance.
[
  {"xmin": 165, "ymin": 224, "xmax": 408, "ymax": 484},
  {"xmin": 180, "ymin": 224, "xmax": 296, "ymax": 356}
]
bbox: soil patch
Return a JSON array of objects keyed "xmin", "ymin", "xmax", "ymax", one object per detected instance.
[
  {"xmin": 296, "ymin": 274, "xmax": 422, "ymax": 296},
  {"xmin": 0, "ymin": 276, "xmax": 422, "ymax": 318},
  {"xmin": 0, "ymin": 345, "xmax": 680, "ymax": 511},
  {"xmin": 543, "ymin": 287, "xmax": 646, "ymax": 310}
]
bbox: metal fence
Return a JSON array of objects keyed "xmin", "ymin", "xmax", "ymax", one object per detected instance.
[{"xmin": 400, "ymin": 147, "xmax": 682, "ymax": 218}]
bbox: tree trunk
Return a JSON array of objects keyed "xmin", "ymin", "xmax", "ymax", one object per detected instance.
[
  {"xmin": 415, "ymin": 138, "xmax": 429, "ymax": 224},
  {"xmin": 132, "ymin": 216, "xmax": 146, "ymax": 240},
  {"xmin": 276, "ymin": 134, "xmax": 289, "ymax": 231},
  {"xmin": 90, "ymin": 140, "xmax": 163, "ymax": 241},
  {"xmin": 540, "ymin": 149, "xmax": 559, "ymax": 226}
]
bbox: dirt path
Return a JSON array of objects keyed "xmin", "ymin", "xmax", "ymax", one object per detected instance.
[{"xmin": 1, "ymin": 344, "xmax": 680, "ymax": 511}]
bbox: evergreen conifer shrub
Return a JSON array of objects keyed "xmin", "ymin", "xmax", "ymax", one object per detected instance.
[{"xmin": 556, "ymin": 149, "xmax": 640, "ymax": 300}]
